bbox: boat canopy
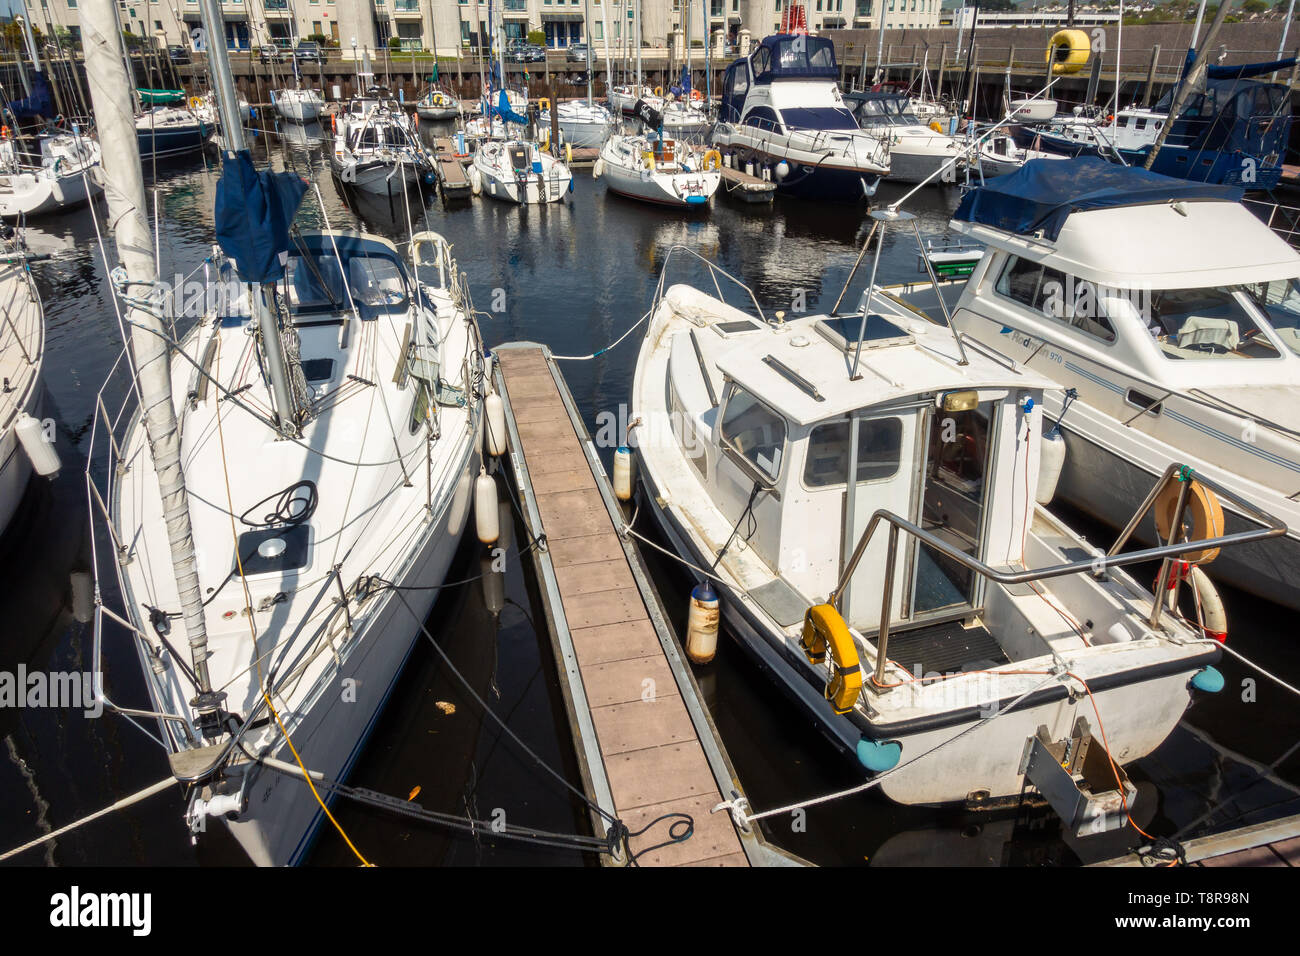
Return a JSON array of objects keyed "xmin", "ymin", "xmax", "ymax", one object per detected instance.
[
  {"xmin": 750, "ymin": 34, "xmax": 839, "ymax": 83},
  {"xmin": 1183, "ymin": 49, "xmax": 1298, "ymax": 81},
  {"xmin": 138, "ymin": 88, "xmax": 186, "ymax": 105},
  {"xmin": 952, "ymin": 156, "xmax": 1241, "ymax": 242}
]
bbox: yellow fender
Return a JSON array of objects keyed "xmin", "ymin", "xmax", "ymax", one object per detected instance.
[
  {"xmin": 929, "ymin": 120, "xmax": 944, "ymax": 133},
  {"xmin": 563, "ymin": 142, "xmax": 572, "ymax": 165},
  {"xmin": 800, "ymin": 604, "xmax": 864, "ymax": 715},
  {"xmin": 702, "ymin": 148, "xmax": 722, "ymax": 171},
  {"xmin": 642, "ymin": 149, "xmax": 655, "ymax": 170},
  {"xmin": 538, "ymin": 97, "xmax": 551, "ymax": 112},
  {"xmin": 1155, "ymin": 478, "xmax": 1224, "ymax": 565},
  {"xmin": 1046, "ymin": 29, "xmax": 1091, "ymax": 76},
  {"xmin": 539, "ymin": 127, "xmax": 550, "ymax": 150}
]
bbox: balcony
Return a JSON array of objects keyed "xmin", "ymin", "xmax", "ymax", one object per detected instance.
[
  {"xmin": 393, "ymin": 0, "xmax": 422, "ymax": 16},
  {"xmin": 264, "ymin": 0, "xmax": 291, "ymax": 13},
  {"xmin": 503, "ymin": 0, "xmax": 528, "ymax": 13}
]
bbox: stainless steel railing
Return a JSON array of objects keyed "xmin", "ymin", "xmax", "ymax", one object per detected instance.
[{"xmin": 828, "ymin": 463, "xmax": 1287, "ymax": 689}]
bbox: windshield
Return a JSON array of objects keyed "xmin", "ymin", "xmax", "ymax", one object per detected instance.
[
  {"xmin": 1240, "ymin": 277, "xmax": 1300, "ymax": 356},
  {"xmin": 1135, "ymin": 286, "xmax": 1277, "ymax": 360}
]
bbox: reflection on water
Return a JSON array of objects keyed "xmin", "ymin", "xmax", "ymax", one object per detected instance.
[{"xmin": 0, "ymin": 121, "xmax": 1294, "ymax": 866}]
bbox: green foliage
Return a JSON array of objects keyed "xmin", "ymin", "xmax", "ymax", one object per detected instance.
[{"xmin": 526, "ymin": 29, "xmax": 546, "ymax": 46}]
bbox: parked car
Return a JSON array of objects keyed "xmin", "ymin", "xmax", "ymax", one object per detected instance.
[
  {"xmin": 167, "ymin": 44, "xmax": 191, "ymax": 64},
  {"xmin": 294, "ymin": 41, "xmax": 322, "ymax": 64},
  {"xmin": 259, "ymin": 43, "xmax": 288, "ymax": 63},
  {"xmin": 525, "ymin": 43, "xmax": 547, "ymax": 63},
  {"xmin": 566, "ymin": 43, "xmax": 588, "ymax": 63}
]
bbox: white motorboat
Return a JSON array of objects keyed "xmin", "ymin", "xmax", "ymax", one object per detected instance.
[
  {"xmin": 0, "ymin": 231, "xmax": 52, "ymax": 539},
  {"xmin": 630, "ymin": 242, "xmax": 1279, "ymax": 815},
  {"xmin": 330, "ymin": 97, "xmax": 433, "ymax": 195},
  {"xmin": 0, "ymin": 128, "xmax": 104, "ymax": 218},
  {"xmin": 596, "ymin": 132, "xmax": 720, "ymax": 207},
  {"xmin": 609, "ymin": 84, "xmax": 652, "ymax": 116},
  {"xmin": 713, "ymin": 33, "xmax": 889, "ymax": 199},
  {"xmin": 83, "ymin": 0, "xmax": 486, "ymax": 866},
  {"xmin": 950, "ymin": 156, "xmax": 1300, "ymax": 610},
  {"xmin": 845, "ymin": 90, "xmax": 966, "ymax": 185},
  {"xmin": 970, "ymin": 130, "xmax": 1067, "ymax": 179},
  {"xmin": 471, "ymin": 139, "xmax": 571, "ymax": 204},
  {"xmin": 273, "ymin": 87, "xmax": 325, "ymax": 124}
]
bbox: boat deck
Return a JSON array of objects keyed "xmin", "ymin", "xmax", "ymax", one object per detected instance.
[{"xmin": 494, "ymin": 343, "xmax": 785, "ymax": 867}]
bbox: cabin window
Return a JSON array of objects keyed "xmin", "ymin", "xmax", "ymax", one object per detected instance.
[
  {"xmin": 1241, "ymin": 277, "xmax": 1300, "ymax": 356},
  {"xmin": 995, "ymin": 256, "xmax": 1117, "ymax": 344},
  {"xmin": 719, "ymin": 386, "xmax": 786, "ymax": 483},
  {"xmin": 803, "ymin": 416, "xmax": 902, "ymax": 488},
  {"xmin": 349, "ymin": 256, "xmax": 408, "ymax": 315}
]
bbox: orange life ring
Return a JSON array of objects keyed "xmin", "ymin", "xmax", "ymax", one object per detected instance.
[
  {"xmin": 1155, "ymin": 477, "xmax": 1224, "ymax": 564},
  {"xmin": 690, "ymin": 88, "xmax": 703, "ymax": 102}
]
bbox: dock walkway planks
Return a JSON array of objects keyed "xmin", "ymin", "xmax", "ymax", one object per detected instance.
[{"xmin": 495, "ymin": 344, "xmax": 749, "ymax": 867}]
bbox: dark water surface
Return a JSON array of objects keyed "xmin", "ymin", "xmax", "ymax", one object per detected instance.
[{"xmin": 0, "ymin": 121, "xmax": 1296, "ymax": 867}]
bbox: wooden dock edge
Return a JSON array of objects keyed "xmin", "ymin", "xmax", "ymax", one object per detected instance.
[{"xmin": 493, "ymin": 341, "xmax": 810, "ymax": 868}]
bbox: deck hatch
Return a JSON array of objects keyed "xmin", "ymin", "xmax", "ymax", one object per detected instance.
[{"xmin": 816, "ymin": 313, "xmax": 914, "ymax": 353}]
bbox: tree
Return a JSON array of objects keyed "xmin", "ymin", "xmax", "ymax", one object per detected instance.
[
  {"xmin": 1242, "ymin": 0, "xmax": 1267, "ymax": 12},
  {"xmin": 527, "ymin": 29, "xmax": 547, "ymax": 46}
]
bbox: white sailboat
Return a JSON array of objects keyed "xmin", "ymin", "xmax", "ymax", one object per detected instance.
[
  {"xmin": 0, "ymin": 231, "xmax": 54, "ymax": 539},
  {"xmin": 472, "ymin": 139, "xmax": 572, "ymax": 204},
  {"xmin": 596, "ymin": 130, "xmax": 720, "ymax": 207},
  {"xmin": 0, "ymin": 128, "xmax": 104, "ymax": 219},
  {"xmin": 84, "ymin": 0, "xmax": 486, "ymax": 865}
]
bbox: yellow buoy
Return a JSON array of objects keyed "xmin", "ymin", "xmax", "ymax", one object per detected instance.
[{"xmin": 1045, "ymin": 29, "xmax": 1091, "ymax": 76}]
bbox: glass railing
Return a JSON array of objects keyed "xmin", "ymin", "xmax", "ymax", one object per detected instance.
[
  {"xmin": 393, "ymin": 0, "xmax": 419, "ymax": 9},
  {"xmin": 504, "ymin": 0, "xmax": 527, "ymax": 10}
]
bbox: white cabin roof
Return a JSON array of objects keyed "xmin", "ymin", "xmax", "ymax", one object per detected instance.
[
  {"xmin": 660, "ymin": 285, "xmax": 1054, "ymax": 426},
  {"xmin": 953, "ymin": 199, "xmax": 1300, "ymax": 289}
]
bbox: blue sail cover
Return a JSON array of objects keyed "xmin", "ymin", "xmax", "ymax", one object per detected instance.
[
  {"xmin": 8, "ymin": 73, "xmax": 54, "ymax": 119},
  {"xmin": 215, "ymin": 150, "xmax": 308, "ymax": 283},
  {"xmin": 752, "ymin": 34, "xmax": 839, "ymax": 83},
  {"xmin": 490, "ymin": 89, "xmax": 528, "ymax": 126},
  {"xmin": 1182, "ymin": 48, "xmax": 1298, "ymax": 81},
  {"xmin": 953, "ymin": 156, "xmax": 1242, "ymax": 241}
]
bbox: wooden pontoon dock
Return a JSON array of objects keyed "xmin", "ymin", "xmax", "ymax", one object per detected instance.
[{"xmin": 492, "ymin": 343, "xmax": 800, "ymax": 867}]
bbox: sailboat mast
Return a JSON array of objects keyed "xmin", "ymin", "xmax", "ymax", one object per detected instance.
[
  {"xmin": 635, "ymin": 0, "xmax": 641, "ymax": 92},
  {"xmin": 584, "ymin": 0, "xmax": 593, "ymax": 102},
  {"xmin": 81, "ymin": 0, "xmax": 218, "ymax": 723},
  {"xmin": 198, "ymin": 0, "xmax": 300, "ymax": 436}
]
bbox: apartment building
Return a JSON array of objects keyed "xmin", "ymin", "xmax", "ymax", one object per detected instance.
[{"xmin": 33, "ymin": 0, "xmax": 939, "ymax": 55}]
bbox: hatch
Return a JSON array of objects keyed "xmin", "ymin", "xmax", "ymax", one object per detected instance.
[{"xmin": 816, "ymin": 313, "xmax": 914, "ymax": 353}]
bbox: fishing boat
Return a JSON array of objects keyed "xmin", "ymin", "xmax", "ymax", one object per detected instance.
[
  {"xmin": 844, "ymin": 90, "xmax": 965, "ymax": 185},
  {"xmin": 472, "ymin": 139, "xmax": 572, "ymax": 204},
  {"xmin": 0, "ymin": 230, "xmax": 54, "ymax": 540},
  {"xmin": 83, "ymin": 0, "xmax": 486, "ymax": 866},
  {"xmin": 415, "ymin": 86, "xmax": 463, "ymax": 122},
  {"xmin": 968, "ymin": 128, "xmax": 1067, "ymax": 180},
  {"xmin": 949, "ymin": 156, "xmax": 1300, "ymax": 611},
  {"xmin": 596, "ymin": 110, "xmax": 720, "ymax": 207},
  {"xmin": 712, "ymin": 33, "xmax": 890, "ymax": 200},
  {"xmin": 330, "ymin": 94, "xmax": 434, "ymax": 196},
  {"xmin": 629, "ymin": 237, "xmax": 1281, "ymax": 813},
  {"xmin": 0, "ymin": 127, "xmax": 104, "ymax": 218}
]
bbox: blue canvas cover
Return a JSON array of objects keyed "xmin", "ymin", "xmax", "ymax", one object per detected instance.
[
  {"xmin": 8, "ymin": 73, "xmax": 54, "ymax": 120},
  {"xmin": 1181, "ymin": 48, "xmax": 1297, "ymax": 81},
  {"xmin": 952, "ymin": 156, "xmax": 1242, "ymax": 241},
  {"xmin": 215, "ymin": 150, "xmax": 308, "ymax": 283}
]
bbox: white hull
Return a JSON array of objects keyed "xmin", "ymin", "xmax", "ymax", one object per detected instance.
[
  {"xmin": 0, "ymin": 165, "xmax": 103, "ymax": 218},
  {"xmin": 599, "ymin": 137, "xmax": 720, "ymax": 207},
  {"xmin": 558, "ymin": 118, "xmax": 611, "ymax": 149},
  {"xmin": 474, "ymin": 142, "xmax": 571, "ymax": 204},
  {"xmin": 275, "ymin": 93, "xmax": 323, "ymax": 124},
  {"xmin": 0, "ymin": 257, "xmax": 44, "ymax": 539},
  {"xmin": 223, "ymin": 469, "xmax": 475, "ymax": 865}
]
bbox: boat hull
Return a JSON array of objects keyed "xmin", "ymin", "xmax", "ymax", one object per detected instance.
[
  {"xmin": 136, "ymin": 123, "xmax": 209, "ymax": 159},
  {"xmin": 275, "ymin": 97, "xmax": 322, "ymax": 124},
  {"xmin": 638, "ymin": 469, "xmax": 1213, "ymax": 805},
  {"xmin": 330, "ymin": 156, "xmax": 424, "ymax": 195},
  {"xmin": 223, "ymin": 450, "xmax": 478, "ymax": 866},
  {"xmin": 1053, "ymin": 420, "xmax": 1300, "ymax": 611},
  {"xmin": 0, "ymin": 166, "xmax": 103, "ymax": 218}
]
